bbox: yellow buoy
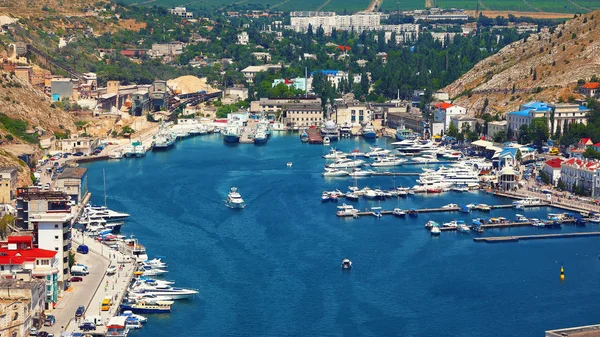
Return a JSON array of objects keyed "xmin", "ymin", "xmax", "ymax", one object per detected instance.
[{"xmin": 560, "ymin": 265, "xmax": 565, "ymax": 281}]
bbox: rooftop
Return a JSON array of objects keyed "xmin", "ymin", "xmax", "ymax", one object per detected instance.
[
  {"xmin": 546, "ymin": 324, "xmax": 600, "ymax": 337},
  {"xmin": 435, "ymin": 102, "xmax": 453, "ymax": 110},
  {"xmin": 0, "ymin": 167, "xmax": 17, "ymax": 174},
  {"xmin": 545, "ymin": 158, "xmax": 563, "ymax": 169},
  {"xmin": 582, "ymin": 82, "xmax": 600, "ymax": 89},
  {"xmin": 58, "ymin": 167, "xmax": 87, "ymax": 180},
  {"xmin": 0, "ymin": 279, "xmax": 44, "ymax": 290}
]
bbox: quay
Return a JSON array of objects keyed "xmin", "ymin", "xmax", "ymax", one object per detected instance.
[
  {"xmin": 473, "ymin": 232, "xmax": 600, "ymax": 243},
  {"xmin": 345, "ymin": 203, "xmax": 548, "ymax": 218},
  {"xmin": 370, "ymin": 172, "xmax": 420, "ymax": 176},
  {"xmin": 439, "ymin": 218, "xmax": 586, "ymax": 231}
]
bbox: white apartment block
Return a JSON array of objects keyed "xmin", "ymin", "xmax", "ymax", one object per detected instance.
[
  {"xmin": 560, "ymin": 158, "xmax": 600, "ymax": 197},
  {"xmin": 287, "ymin": 11, "xmax": 418, "ymax": 36},
  {"xmin": 486, "ymin": 120, "xmax": 507, "ymax": 139},
  {"xmin": 168, "ymin": 7, "xmax": 193, "ymax": 19},
  {"xmin": 237, "ymin": 32, "xmax": 249, "ymax": 45},
  {"xmin": 433, "ymin": 103, "xmax": 466, "ymax": 130}
]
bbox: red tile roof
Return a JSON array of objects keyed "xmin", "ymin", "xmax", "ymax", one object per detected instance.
[
  {"xmin": 582, "ymin": 82, "xmax": 600, "ymax": 89},
  {"xmin": 8, "ymin": 236, "xmax": 32, "ymax": 244},
  {"xmin": 545, "ymin": 158, "xmax": 562, "ymax": 169},
  {"xmin": 0, "ymin": 247, "xmax": 57, "ymax": 265},
  {"xmin": 435, "ymin": 102, "xmax": 453, "ymax": 110},
  {"xmin": 581, "ymin": 138, "xmax": 593, "ymax": 145},
  {"xmin": 594, "ymin": 142, "xmax": 600, "ymax": 147}
]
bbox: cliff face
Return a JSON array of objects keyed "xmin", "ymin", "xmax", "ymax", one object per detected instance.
[{"xmin": 444, "ymin": 11, "xmax": 600, "ymax": 115}]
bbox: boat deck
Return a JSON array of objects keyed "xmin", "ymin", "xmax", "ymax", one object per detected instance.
[{"xmin": 307, "ymin": 127, "xmax": 323, "ymax": 144}]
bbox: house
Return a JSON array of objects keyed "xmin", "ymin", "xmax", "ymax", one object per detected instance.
[
  {"xmin": 334, "ymin": 102, "xmax": 373, "ymax": 127},
  {"xmin": 497, "ymin": 165, "xmax": 519, "ymax": 191},
  {"xmin": 284, "ymin": 102, "xmax": 323, "ymax": 127},
  {"xmin": 168, "ymin": 6, "xmax": 193, "ymax": 19},
  {"xmin": 450, "ymin": 115, "xmax": 480, "ymax": 133},
  {"xmin": 251, "ymin": 52, "xmax": 271, "ymax": 62},
  {"xmin": 0, "ymin": 167, "xmax": 18, "ymax": 203},
  {"xmin": 432, "ymin": 90, "xmax": 449, "ymax": 101},
  {"xmin": 543, "ymin": 158, "xmax": 563, "ymax": 185},
  {"xmin": 579, "ymin": 137, "xmax": 594, "ymax": 148},
  {"xmin": 225, "ymin": 87, "xmax": 249, "ymax": 101},
  {"xmin": 15, "ymin": 188, "xmax": 71, "ymax": 231},
  {"xmin": 550, "ymin": 103, "xmax": 589, "ymax": 134},
  {"xmin": 560, "ymin": 158, "xmax": 600, "ymax": 197},
  {"xmin": 151, "ymin": 42, "xmax": 184, "ymax": 57},
  {"xmin": 311, "ymin": 70, "xmax": 361, "ymax": 88},
  {"xmin": 486, "ymin": 120, "xmax": 507, "ymax": 140},
  {"xmin": 237, "ymin": 32, "xmax": 249, "ymax": 45},
  {"xmin": 28, "ymin": 213, "xmax": 73, "ymax": 290},
  {"xmin": 0, "ymin": 236, "xmax": 60, "ymax": 308},
  {"xmin": 272, "ymin": 78, "xmax": 311, "ymax": 92},
  {"xmin": 56, "ymin": 137, "xmax": 99, "ymax": 155},
  {"xmin": 54, "ymin": 167, "xmax": 88, "ymax": 203},
  {"xmin": 14, "ymin": 66, "xmax": 33, "ymax": 83},
  {"xmin": 433, "ymin": 102, "xmax": 466, "ymax": 130},
  {"xmin": 0, "ymin": 279, "xmax": 46, "ymax": 335},
  {"xmin": 241, "ymin": 64, "xmax": 282, "ymax": 82},
  {"xmin": 579, "ymin": 82, "xmax": 600, "ymax": 98}
]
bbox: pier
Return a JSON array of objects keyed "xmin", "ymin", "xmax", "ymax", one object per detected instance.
[
  {"xmin": 307, "ymin": 127, "xmax": 323, "ymax": 144},
  {"xmin": 342, "ymin": 203, "xmax": 548, "ymax": 218},
  {"xmin": 473, "ymin": 232, "xmax": 600, "ymax": 243}
]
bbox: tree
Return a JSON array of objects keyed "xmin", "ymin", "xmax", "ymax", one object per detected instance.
[
  {"xmin": 583, "ymin": 147, "xmax": 600, "ymax": 159},
  {"xmin": 557, "ymin": 178, "xmax": 566, "ymax": 190},
  {"xmin": 447, "ymin": 122, "xmax": 458, "ymax": 137},
  {"xmin": 529, "ymin": 117, "xmax": 549, "ymax": 146},
  {"xmin": 0, "ymin": 214, "xmax": 13, "ymax": 239},
  {"xmin": 493, "ymin": 131, "xmax": 507, "ymax": 143},
  {"xmin": 516, "ymin": 149, "xmax": 522, "ymax": 162}
]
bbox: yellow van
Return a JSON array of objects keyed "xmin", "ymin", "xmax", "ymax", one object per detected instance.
[
  {"xmin": 549, "ymin": 147, "xmax": 559, "ymax": 155},
  {"xmin": 101, "ymin": 297, "xmax": 111, "ymax": 311}
]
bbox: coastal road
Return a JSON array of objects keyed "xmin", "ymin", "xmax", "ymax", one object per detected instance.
[{"xmin": 44, "ymin": 245, "xmax": 109, "ymax": 335}]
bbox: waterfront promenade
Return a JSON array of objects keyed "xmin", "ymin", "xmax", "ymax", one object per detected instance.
[{"xmin": 493, "ymin": 188, "xmax": 600, "ymax": 213}]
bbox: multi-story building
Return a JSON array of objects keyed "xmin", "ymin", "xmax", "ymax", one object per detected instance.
[
  {"xmin": 168, "ymin": 6, "xmax": 193, "ymax": 19},
  {"xmin": 543, "ymin": 158, "xmax": 563, "ymax": 186},
  {"xmin": 241, "ymin": 64, "xmax": 282, "ymax": 82},
  {"xmin": 50, "ymin": 78, "xmax": 74, "ymax": 101},
  {"xmin": 250, "ymin": 97, "xmax": 321, "ymax": 115},
  {"xmin": 53, "ymin": 167, "xmax": 88, "ymax": 204},
  {"xmin": 311, "ymin": 70, "xmax": 361, "ymax": 88},
  {"xmin": 237, "ymin": 32, "xmax": 249, "ymax": 45},
  {"xmin": 56, "ymin": 137, "xmax": 99, "ymax": 155},
  {"xmin": 433, "ymin": 103, "xmax": 466, "ymax": 130},
  {"xmin": 486, "ymin": 120, "xmax": 507, "ymax": 140},
  {"xmin": 560, "ymin": 158, "xmax": 600, "ymax": 197},
  {"xmin": 288, "ymin": 12, "xmax": 419, "ymax": 36},
  {"xmin": 29, "ymin": 213, "xmax": 72, "ymax": 290},
  {"xmin": 579, "ymin": 82, "xmax": 600, "ymax": 98},
  {"xmin": 450, "ymin": 115, "xmax": 482, "ymax": 133},
  {"xmin": 0, "ymin": 167, "xmax": 18, "ymax": 204},
  {"xmin": 0, "ymin": 279, "xmax": 46, "ymax": 336},
  {"xmin": 15, "ymin": 188, "xmax": 71, "ymax": 231},
  {"xmin": 251, "ymin": 52, "xmax": 271, "ymax": 62},
  {"xmin": 272, "ymin": 78, "xmax": 311, "ymax": 92},
  {"xmin": 0, "ymin": 236, "xmax": 60, "ymax": 308},
  {"xmin": 507, "ymin": 101, "xmax": 552, "ymax": 135},
  {"xmin": 550, "ymin": 103, "xmax": 590, "ymax": 134},
  {"xmin": 507, "ymin": 101, "xmax": 589, "ymax": 136},
  {"xmin": 334, "ymin": 102, "xmax": 372, "ymax": 126}
]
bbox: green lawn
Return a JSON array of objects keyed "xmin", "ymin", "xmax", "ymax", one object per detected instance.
[{"xmin": 122, "ymin": 0, "xmax": 599, "ymax": 13}]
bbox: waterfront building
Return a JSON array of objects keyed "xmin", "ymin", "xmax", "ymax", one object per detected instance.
[
  {"xmin": 0, "ymin": 236, "xmax": 60, "ymax": 308},
  {"xmin": 507, "ymin": 102, "xmax": 589, "ymax": 136},
  {"xmin": 334, "ymin": 102, "xmax": 372, "ymax": 127},
  {"xmin": 0, "ymin": 279, "xmax": 46, "ymax": 336},
  {"xmin": 450, "ymin": 115, "xmax": 482, "ymax": 133},
  {"xmin": 543, "ymin": 158, "xmax": 563, "ymax": 186},
  {"xmin": 433, "ymin": 103, "xmax": 466, "ymax": 130},
  {"xmin": 15, "ymin": 188, "xmax": 71, "ymax": 231},
  {"xmin": 486, "ymin": 120, "xmax": 507, "ymax": 140},
  {"xmin": 386, "ymin": 110, "xmax": 425, "ymax": 134},
  {"xmin": 560, "ymin": 158, "xmax": 600, "ymax": 197},
  {"xmin": 0, "ymin": 167, "xmax": 18, "ymax": 203},
  {"xmin": 497, "ymin": 165, "xmax": 519, "ymax": 191},
  {"xmin": 54, "ymin": 167, "xmax": 88, "ymax": 204},
  {"xmin": 507, "ymin": 101, "xmax": 551, "ymax": 135},
  {"xmin": 250, "ymin": 97, "xmax": 321, "ymax": 115},
  {"xmin": 56, "ymin": 137, "xmax": 99, "ymax": 156},
  {"xmin": 29, "ymin": 213, "xmax": 73, "ymax": 290},
  {"xmin": 284, "ymin": 102, "xmax": 323, "ymax": 127}
]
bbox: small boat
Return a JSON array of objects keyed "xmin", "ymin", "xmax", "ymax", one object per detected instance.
[
  {"xmin": 396, "ymin": 188, "xmax": 408, "ymax": 197},
  {"xmin": 459, "ymin": 205, "xmax": 471, "ymax": 213},
  {"xmin": 287, "ymin": 162, "xmax": 293, "ymax": 167},
  {"xmin": 300, "ymin": 130, "xmax": 309, "ymax": 143},
  {"xmin": 337, "ymin": 204, "xmax": 358, "ymax": 217},
  {"xmin": 457, "ymin": 224, "xmax": 471, "ymax": 233},
  {"xmin": 321, "ymin": 192, "xmax": 330, "ymax": 202},
  {"xmin": 392, "ymin": 208, "xmax": 406, "ymax": 217},
  {"xmin": 589, "ymin": 214, "xmax": 600, "ymax": 223},
  {"xmin": 341, "ymin": 258, "xmax": 352, "ymax": 269},
  {"xmin": 361, "ymin": 123, "xmax": 377, "ymax": 139},
  {"xmin": 515, "ymin": 214, "xmax": 528, "ymax": 222},
  {"xmin": 349, "ymin": 168, "xmax": 374, "ymax": 177},
  {"xmin": 531, "ymin": 220, "xmax": 546, "ymax": 227},
  {"xmin": 121, "ymin": 310, "xmax": 148, "ymax": 323},
  {"xmin": 371, "ymin": 206, "xmax": 382, "ymax": 218},
  {"xmin": 424, "ymin": 220, "xmax": 439, "ymax": 228},
  {"xmin": 442, "ymin": 204, "xmax": 458, "ymax": 209},
  {"xmin": 145, "ymin": 258, "xmax": 167, "ymax": 269},
  {"xmin": 106, "ymin": 317, "xmax": 129, "ymax": 337},
  {"xmin": 514, "ymin": 204, "xmax": 525, "ymax": 210},
  {"xmin": 476, "ymin": 204, "xmax": 491, "ymax": 212},
  {"xmin": 329, "ymin": 193, "xmax": 339, "ymax": 202},
  {"xmin": 119, "ymin": 300, "xmax": 173, "ymax": 314},
  {"xmin": 408, "ymin": 209, "xmax": 418, "ymax": 217},
  {"xmin": 442, "ymin": 220, "xmax": 460, "ymax": 228},
  {"xmin": 323, "ymin": 136, "xmax": 331, "ymax": 146},
  {"xmin": 430, "ymin": 226, "xmax": 441, "ymax": 235},
  {"xmin": 323, "ymin": 148, "xmax": 346, "ymax": 159},
  {"xmin": 322, "ymin": 168, "xmax": 350, "ymax": 177},
  {"xmin": 345, "ymin": 192, "xmax": 359, "ymax": 201},
  {"xmin": 109, "ymin": 150, "xmax": 123, "ymax": 159},
  {"xmin": 226, "ymin": 187, "xmax": 245, "ymax": 209},
  {"xmin": 138, "ymin": 265, "xmax": 168, "ymax": 276}
]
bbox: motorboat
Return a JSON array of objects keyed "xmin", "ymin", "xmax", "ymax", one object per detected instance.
[
  {"xmin": 476, "ymin": 204, "xmax": 491, "ymax": 212},
  {"xmin": 323, "ymin": 148, "xmax": 347, "ymax": 159},
  {"xmin": 430, "ymin": 226, "xmax": 441, "ymax": 235},
  {"xmin": 124, "ymin": 316, "xmax": 143, "ymax": 329},
  {"xmin": 327, "ymin": 158, "xmax": 365, "ymax": 168},
  {"xmin": 145, "ymin": 258, "xmax": 167, "ymax": 269},
  {"xmin": 323, "ymin": 136, "xmax": 331, "ymax": 146},
  {"xmin": 514, "ymin": 203, "xmax": 525, "ymax": 210},
  {"xmin": 408, "ymin": 209, "xmax": 418, "ymax": 217},
  {"xmin": 223, "ymin": 125, "xmax": 241, "ymax": 143},
  {"xmin": 106, "ymin": 317, "xmax": 129, "ymax": 337},
  {"xmin": 371, "ymin": 206, "xmax": 383, "ymax": 218},
  {"xmin": 329, "ymin": 193, "xmax": 339, "ymax": 202},
  {"xmin": 322, "ymin": 168, "xmax": 349, "ymax": 177},
  {"xmin": 589, "ymin": 214, "xmax": 600, "ymax": 223},
  {"xmin": 361, "ymin": 123, "xmax": 377, "ymax": 139},
  {"xmin": 457, "ymin": 224, "xmax": 471, "ymax": 233},
  {"xmin": 349, "ymin": 168, "xmax": 374, "ymax": 177},
  {"xmin": 300, "ymin": 130, "xmax": 309, "ymax": 143},
  {"xmin": 130, "ymin": 284, "xmax": 198, "ymax": 300},
  {"xmin": 109, "ymin": 150, "xmax": 123, "ymax": 159},
  {"xmin": 364, "ymin": 147, "xmax": 391, "ymax": 158},
  {"xmin": 138, "ymin": 265, "xmax": 168, "ymax": 276},
  {"xmin": 363, "ymin": 188, "xmax": 377, "ymax": 199},
  {"xmin": 371, "ymin": 156, "xmax": 406, "ymax": 167},
  {"xmin": 515, "ymin": 214, "xmax": 528, "ymax": 222},
  {"xmin": 345, "ymin": 192, "xmax": 359, "ymax": 201},
  {"xmin": 442, "ymin": 220, "xmax": 461, "ymax": 228},
  {"xmin": 253, "ymin": 130, "xmax": 268, "ymax": 145},
  {"xmin": 442, "ymin": 204, "xmax": 458, "ymax": 209},
  {"xmin": 411, "ymin": 154, "xmax": 439, "ymax": 163},
  {"xmin": 85, "ymin": 206, "xmax": 130, "ymax": 221},
  {"xmin": 120, "ymin": 300, "xmax": 174, "ymax": 314},
  {"xmin": 226, "ymin": 187, "xmax": 245, "ymax": 209},
  {"xmin": 395, "ymin": 121, "xmax": 414, "ymax": 141},
  {"xmin": 321, "ymin": 192, "xmax": 331, "ymax": 202},
  {"xmin": 424, "ymin": 220, "xmax": 439, "ymax": 228},
  {"xmin": 121, "ymin": 310, "xmax": 148, "ymax": 323},
  {"xmin": 396, "ymin": 188, "xmax": 409, "ymax": 197},
  {"xmin": 392, "ymin": 208, "xmax": 406, "ymax": 217},
  {"xmin": 336, "ymin": 204, "xmax": 359, "ymax": 217},
  {"xmin": 341, "ymin": 258, "xmax": 352, "ymax": 269},
  {"xmin": 513, "ymin": 197, "xmax": 541, "ymax": 206}
]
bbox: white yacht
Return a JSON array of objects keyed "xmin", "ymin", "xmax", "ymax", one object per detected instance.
[
  {"xmin": 349, "ymin": 168, "xmax": 374, "ymax": 177},
  {"xmin": 341, "ymin": 258, "xmax": 352, "ymax": 269},
  {"xmin": 144, "ymin": 258, "xmax": 167, "ymax": 269},
  {"xmin": 109, "ymin": 150, "xmax": 123, "ymax": 159},
  {"xmin": 430, "ymin": 226, "xmax": 441, "ymax": 235},
  {"xmin": 327, "ymin": 158, "xmax": 365, "ymax": 168},
  {"xmin": 226, "ymin": 187, "xmax": 245, "ymax": 209},
  {"xmin": 130, "ymin": 282, "xmax": 198, "ymax": 300},
  {"xmin": 322, "ymin": 168, "xmax": 349, "ymax": 177},
  {"xmin": 138, "ymin": 265, "xmax": 168, "ymax": 276},
  {"xmin": 336, "ymin": 204, "xmax": 359, "ymax": 217},
  {"xmin": 371, "ymin": 156, "xmax": 406, "ymax": 167},
  {"xmin": 513, "ymin": 197, "xmax": 542, "ymax": 206},
  {"xmin": 411, "ymin": 154, "xmax": 439, "ymax": 163},
  {"xmin": 85, "ymin": 205, "xmax": 130, "ymax": 221},
  {"xmin": 364, "ymin": 147, "xmax": 391, "ymax": 158},
  {"xmin": 323, "ymin": 148, "xmax": 347, "ymax": 159}
]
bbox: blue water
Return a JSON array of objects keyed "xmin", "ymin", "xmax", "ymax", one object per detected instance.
[{"xmin": 83, "ymin": 134, "xmax": 600, "ymax": 336}]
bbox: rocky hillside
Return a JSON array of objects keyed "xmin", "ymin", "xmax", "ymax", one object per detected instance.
[
  {"xmin": 0, "ymin": 0, "xmax": 109, "ymax": 17},
  {"xmin": 445, "ymin": 11, "xmax": 600, "ymax": 115}
]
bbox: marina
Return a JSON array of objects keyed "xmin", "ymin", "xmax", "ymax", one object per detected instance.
[{"xmin": 78, "ymin": 133, "xmax": 600, "ymax": 337}]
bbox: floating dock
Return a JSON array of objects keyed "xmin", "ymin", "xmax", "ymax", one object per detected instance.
[
  {"xmin": 473, "ymin": 232, "xmax": 600, "ymax": 243},
  {"xmin": 343, "ymin": 203, "xmax": 548, "ymax": 218},
  {"xmin": 307, "ymin": 127, "xmax": 323, "ymax": 144}
]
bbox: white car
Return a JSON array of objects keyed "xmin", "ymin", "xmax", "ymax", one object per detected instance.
[
  {"xmin": 29, "ymin": 328, "xmax": 37, "ymax": 336},
  {"xmin": 106, "ymin": 266, "xmax": 117, "ymax": 275}
]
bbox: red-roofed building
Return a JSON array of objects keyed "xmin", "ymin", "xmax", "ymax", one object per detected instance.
[
  {"xmin": 543, "ymin": 158, "xmax": 563, "ymax": 185},
  {"xmin": 560, "ymin": 158, "xmax": 600, "ymax": 197},
  {"xmin": 579, "ymin": 82, "xmax": 600, "ymax": 97},
  {"xmin": 433, "ymin": 102, "xmax": 466, "ymax": 130},
  {"xmin": 0, "ymin": 236, "xmax": 60, "ymax": 307}
]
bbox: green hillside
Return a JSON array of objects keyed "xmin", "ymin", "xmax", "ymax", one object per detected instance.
[{"xmin": 121, "ymin": 0, "xmax": 600, "ymax": 13}]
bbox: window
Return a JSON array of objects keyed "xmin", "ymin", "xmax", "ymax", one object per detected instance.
[
  {"xmin": 55, "ymin": 247, "xmax": 59, "ymax": 251},
  {"xmin": 41, "ymin": 260, "xmax": 49, "ymax": 266},
  {"xmin": 54, "ymin": 225, "xmax": 58, "ymax": 228},
  {"xmin": 55, "ymin": 236, "xmax": 58, "ymax": 240},
  {"xmin": 12, "ymin": 313, "xmax": 18, "ymax": 321}
]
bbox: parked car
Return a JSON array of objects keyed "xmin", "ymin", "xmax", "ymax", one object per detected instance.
[
  {"xmin": 76, "ymin": 245, "xmax": 88, "ymax": 254},
  {"xmin": 107, "ymin": 266, "xmax": 117, "ymax": 275},
  {"xmin": 29, "ymin": 328, "xmax": 37, "ymax": 336},
  {"xmin": 79, "ymin": 322, "xmax": 96, "ymax": 331},
  {"xmin": 44, "ymin": 315, "xmax": 55, "ymax": 327},
  {"xmin": 75, "ymin": 305, "xmax": 85, "ymax": 318},
  {"xmin": 70, "ymin": 276, "xmax": 83, "ymax": 282},
  {"xmin": 73, "ymin": 152, "xmax": 84, "ymax": 157},
  {"xmin": 37, "ymin": 332, "xmax": 49, "ymax": 337}
]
